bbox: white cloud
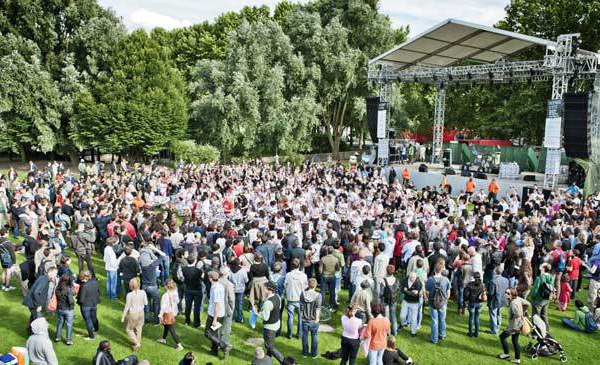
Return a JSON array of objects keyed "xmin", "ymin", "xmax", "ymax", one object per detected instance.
[{"xmin": 130, "ymin": 8, "xmax": 191, "ymax": 31}]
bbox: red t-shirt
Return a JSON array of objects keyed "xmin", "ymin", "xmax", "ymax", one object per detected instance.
[{"xmin": 568, "ymin": 256, "xmax": 582, "ymax": 281}]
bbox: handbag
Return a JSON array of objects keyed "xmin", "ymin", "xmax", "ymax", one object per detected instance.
[
  {"xmin": 161, "ymin": 293, "xmax": 175, "ymax": 325},
  {"xmin": 520, "ymin": 316, "xmax": 531, "ymax": 336},
  {"xmin": 479, "ymin": 289, "xmax": 487, "ymax": 302},
  {"xmin": 47, "ymin": 293, "xmax": 57, "ymax": 312}
]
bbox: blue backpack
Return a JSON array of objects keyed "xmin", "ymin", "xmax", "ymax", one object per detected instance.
[
  {"xmin": 585, "ymin": 312, "xmax": 598, "ymax": 333},
  {"xmin": 555, "ymin": 252, "xmax": 567, "ymax": 272}
]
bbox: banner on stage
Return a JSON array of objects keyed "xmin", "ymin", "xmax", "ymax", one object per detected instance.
[
  {"xmin": 377, "ymin": 108, "xmax": 387, "ymax": 139},
  {"xmin": 547, "ymin": 99, "xmax": 562, "ymax": 118},
  {"xmin": 378, "ymin": 138, "xmax": 389, "ymax": 159},
  {"xmin": 545, "ymin": 149, "xmax": 562, "ymax": 175},
  {"xmin": 543, "ymin": 117, "xmax": 562, "ymax": 148}
]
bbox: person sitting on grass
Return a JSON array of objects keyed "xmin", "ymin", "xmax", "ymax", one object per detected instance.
[
  {"xmin": 561, "ymin": 299, "xmax": 595, "ymax": 332},
  {"xmin": 382, "ymin": 336, "xmax": 413, "ymax": 365},
  {"xmin": 92, "ymin": 340, "xmax": 139, "ymax": 365},
  {"xmin": 178, "ymin": 352, "xmax": 196, "ymax": 365}
]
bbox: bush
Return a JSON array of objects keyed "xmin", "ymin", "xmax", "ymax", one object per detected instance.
[
  {"xmin": 280, "ymin": 152, "xmax": 305, "ymax": 166},
  {"xmin": 172, "ymin": 140, "xmax": 220, "ymax": 164}
]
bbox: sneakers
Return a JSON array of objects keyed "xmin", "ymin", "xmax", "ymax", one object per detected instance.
[
  {"xmin": 175, "ymin": 344, "xmax": 184, "ymax": 351},
  {"xmin": 157, "ymin": 339, "xmax": 167, "ymax": 344}
]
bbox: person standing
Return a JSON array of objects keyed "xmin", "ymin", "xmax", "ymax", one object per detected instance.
[
  {"xmin": 464, "ymin": 271, "xmax": 485, "ymax": 337},
  {"xmin": 205, "ymin": 271, "xmax": 230, "ymax": 358},
  {"xmin": 54, "ymin": 274, "xmax": 75, "ymax": 345},
  {"xmin": 319, "ymin": 247, "xmax": 339, "ymax": 309},
  {"xmin": 530, "ymin": 263, "xmax": 554, "ymax": 330},
  {"xmin": 182, "ymin": 256, "xmax": 203, "ymax": 328},
  {"xmin": 425, "ymin": 262, "xmax": 451, "ymax": 344},
  {"xmin": 230, "ymin": 258, "xmax": 248, "ymax": 323},
  {"xmin": 77, "ymin": 270, "xmax": 100, "ymax": 340},
  {"xmin": 381, "ymin": 265, "xmax": 400, "ymax": 336},
  {"xmin": 488, "ymin": 265, "xmax": 509, "ymax": 335},
  {"xmin": 260, "ymin": 281, "xmax": 284, "ymax": 364},
  {"xmin": 372, "ymin": 243, "xmax": 390, "ymax": 305},
  {"xmin": 71, "ymin": 222, "xmax": 96, "ymax": 277},
  {"xmin": 300, "ymin": 278, "xmax": 321, "ymax": 359},
  {"xmin": 26, "ymin": 318, "xmax": 59, "ymax": 365},
  {"xmin": 219, "ymin": 266, "xmax": 235, "ymax": 356},
  {"xmin": 362, "ymin": 304, "xmax": 391, "ymax": 365},
  {"xmin": 139, "ymin": 244, "xmax": 162, "ymax": 325},
  {"xmin": 340, "ymin": 305, "xmax": 362, "ymax": 365},
  {"xmin": 23, "ymin": 266, "xmax": 56, "ymax": 330},
  {"xmin": 488, "ymin": 178, "xmax": 500, "ymax": 204},
  {"xmin": 399, "ymin": 271, "xmax": 421, "ymax": 337},
  {"xmin": 498, "ymin": 288, "xmax": 530, "ymax": 364},
  {"xmin": 284, "ymin": 258, "xmax": 307, "ymax": 338},
  {"xmin": 118, "ymin": 246, "xmax": 140, "ymax": 297},
  {"xmin": 0, "ymin": 228, "xmax": 19, "ymax": 291},
  {"xmin": 103, "ymin": 237, "xmax": 118, "ymax": 300},
  {"xmin": 157, "ymin": 279, "xmax": 183, "ymax": 350},
  {"xmin": 122, "ymin": 277, "xmax": 147, "ymax": 351}
]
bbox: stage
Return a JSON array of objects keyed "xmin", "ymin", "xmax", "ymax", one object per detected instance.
[{"xmin": 390, "ymin": 162, "xmax": 568, "ymax": 201}]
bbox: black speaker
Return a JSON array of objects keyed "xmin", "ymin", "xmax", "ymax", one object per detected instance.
[
  {"xmin": 388, "ymin": 129, "xmax": 396, "ymax": 140},
  {"xmin": 418, "ymin": 164, "xmax": 428, "ymax": 172},
  {"xmin": 475, "ymin": 172, "xmax": 487, "ymax": 180},
  {"xmin": 442, "ymin": 149, "xmax": 452, "ymax": 167},
  {"xmin": 461, "ymin": 163, "xmax": 471, "ymax": 171},
  {"xmin": 461, "ymin": 170, "xmax": 472, "ymax": 177},
  {"xmin": 563, "ymin": 93, "xmax": 590, "ymax": 158},
  {"xmin": 445, "ymin": 168, "xmax": 456, "ymax": 175},
  {"xmin": 542, "ymin": 188, "xmax": 552, "ymax": 201},
  {"xmin": 523, "ymin": 175, "xmax": 536, "ymax": 182},
  {"xmin": 366, "ymin": 97, "xmax": 380, "ymax": 144},
  {"xmin": 490, "ymin": 167, "xmax": 499, "ymax": 175}
]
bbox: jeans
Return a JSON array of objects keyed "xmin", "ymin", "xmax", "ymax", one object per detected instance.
[
  {"xmin": 368, "ymin": 348, "xmax": 385, "ymax": 365},
  {"xmin": 429, "ymin": 304, "xmax": 447, "ymax": 343},
  {"xmin": 349, "ymin": 283, "xmax": 356, "ymax": 301},
  {"xmin": 286, "ymin": 300, "xmax": 302, "ymax": 337},
  {"xmin": 162, "ymin": 324, "xmax": 181, "ymax": 343},
  {"xmin": 184, "ymin": 291, "xmax": 202, "ymax": 327},
  {"xmin": 301, "ymin": 322, "xmax": 319, "ymax": 357},
  {"xmin": 500, "ymin": 330, "xmax": 521, "ymax": 360},
  {"xmin": 340, "ymin": 336, "xmax": 360, "ymax": 365},
  {"xmin": 400, "ymin": 300, "xmax": 420, "ymax": 334},
  {"xmin": 458, "ymin": 286, "xmax": 465, "ymax": 308},
  {"xmin": 561, "ymin": 318, "xmax": 582, "ymax": 331},
  {"xmin": 489, "ymin": 306, "xmax": 502, "ymax": 335},
  {"xmin": 77, "ymin": 253, "xmax": 95, "ymax": 277},
  {"xmin": 384, "ymin": 303, "xmax": 398, "ymax": 335},
  {"xmin": 158, "ymin": 256, "xmax": 170, "ymax": 286},
  {"xmin": 533, "ymin": 302, "xmax": 549, "ymax": 330},
  {"xmin": 222, "ymin": 315, "xmax": 232, "ymax": 347},
  {"xmin": 81, "ymin": 306, "xmax": 98, "ymax": 338},
  {"xmin": 234, "ymin": 292, "xmax": 244, "ymax": 322},
  {"xmin": 106, "ymin": 271, "xmax": 117, "ymax": 300},
  {"xmin": 56, "ymin": 309, "xmax": 74, "ymax": 342},
  {"xmin": 143, "ymin": 285, "xmax": 160, "ymax": 324},
  {"xmin": 321, "ymin": 276, "xmax": 336, "ymax": 307},
  {"xmin": 177, "ymin": 285, "xmax": 185, "ymax": 313},
  {"xmin": 263, "ymin": 328, "xmax": 284, "ymax": 363},
  {"xmin": 468, "ymin": 302, "xmax": 482, "ymax": 336}
]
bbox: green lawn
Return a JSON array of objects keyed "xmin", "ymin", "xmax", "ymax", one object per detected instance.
[{"xmin": 1, "ymin": 251, "xmax": 599, "ymax": 365}]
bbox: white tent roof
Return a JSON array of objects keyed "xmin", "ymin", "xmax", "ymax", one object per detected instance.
[{"xmin": 370, "ymin": 18, "xmax": 557, "ymax": 70}]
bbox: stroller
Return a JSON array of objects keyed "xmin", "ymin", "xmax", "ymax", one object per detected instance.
[{"xmin": 524, "ymin": 315, "xmax": 567, "ymax": 362}]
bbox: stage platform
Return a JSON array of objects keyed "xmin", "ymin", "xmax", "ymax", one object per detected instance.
[{"xmin": 390, "ymin": 162, "xmax": 567, "ymax": 201}]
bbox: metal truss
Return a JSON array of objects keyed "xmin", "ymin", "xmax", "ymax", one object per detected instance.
[
  {"xmin": 369, "ymin": 32, "xmax": 600, "ymax": 191},
  {"xmin": 432, "ymin": 85, "xmax": 446, "ymax": 164}
]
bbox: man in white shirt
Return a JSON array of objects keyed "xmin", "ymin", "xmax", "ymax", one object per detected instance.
[
  {"xmin": 205, "ymin": 271, "xmax": 230, "ymax": 358},
  {"xmin": 468, "ymin": 246, "xmax": 483, "ymax": 279},
  {"xmin": 103, "ymin": 237, "xmax": 119, "ymax": 300},
  {"xmin": 372, "ymin": 242, "xmax": 390, "ymax": 303}
]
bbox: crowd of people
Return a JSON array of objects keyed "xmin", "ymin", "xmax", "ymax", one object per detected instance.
[{"xmin": 0, "ymin": 158, "xmax": 599, "ymax": 365}]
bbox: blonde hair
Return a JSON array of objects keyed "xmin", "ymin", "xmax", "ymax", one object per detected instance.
[
  {"xmin": 129, "ymin": 277, "xmax": 140, "ymax": 291},
  {"xmin": 165, "ymin": 279, "xmax": 176, "ymax": 291}
]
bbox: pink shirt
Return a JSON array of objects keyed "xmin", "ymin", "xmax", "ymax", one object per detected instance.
[{"xmin": 341, "ymin": 315, "xmax": 362, "ymax": 339}]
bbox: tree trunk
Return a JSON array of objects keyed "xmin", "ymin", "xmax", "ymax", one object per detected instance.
[
  {"xmin": 19, "ymin": 143, "xmax": 27, "ymax": 163},
  {"xmin": 332, "ymin": 133, "xmax": 342, "ymax": 161},
  {"xmin": 68, "ymin": 145, "xmax": 79, "ymax": 165}
]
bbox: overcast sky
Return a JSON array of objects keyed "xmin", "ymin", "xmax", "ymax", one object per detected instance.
[{"xmin": 98, "ymin": 0, "xmax": 510, "ymax": 38}]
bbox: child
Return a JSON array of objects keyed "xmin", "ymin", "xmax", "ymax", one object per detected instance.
[
  {"xmin": 558, "ymin": 273, "xmax": 573, "ymax": 311},
  {"xmin": 567, "ymin": 250, "xmax": 582, "ymax": 300}
]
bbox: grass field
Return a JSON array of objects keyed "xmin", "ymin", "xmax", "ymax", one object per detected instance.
[{"xmin": 1, "ymin": 250, "xmax": 599, "ymax": 365}]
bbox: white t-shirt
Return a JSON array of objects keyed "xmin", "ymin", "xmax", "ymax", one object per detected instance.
[{"xmin": 208, "ymin": 282, "xmax": 225, "ymax": 318}]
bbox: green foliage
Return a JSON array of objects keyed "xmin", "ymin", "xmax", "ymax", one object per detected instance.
[
  {"xmin": 189, "ymin": 20, "xmax": 319, "ymax": 159},
  {"xmin": 280, "ymin": 152, "xmax": 306, "ymax": 166},
  {"xmin": 70, "ymin": 30, "xmax": 188, "ymax": 156},
  {"xmin": 172, "ymin": 140, "xmax": 220, "ymax": 164},
  {"xmin": 0, "ymin": 33, "xmax": 62, "ymax": 155}
]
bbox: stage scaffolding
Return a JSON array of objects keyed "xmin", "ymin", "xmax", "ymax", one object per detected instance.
[{"xmin": 369, "ymin": 32, "xmax": 599, "ymax": 190}]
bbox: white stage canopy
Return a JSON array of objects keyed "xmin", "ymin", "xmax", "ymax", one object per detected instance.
[{"xmin": 370, "ymin": 18, "xmax": 557, "ymax": 70}]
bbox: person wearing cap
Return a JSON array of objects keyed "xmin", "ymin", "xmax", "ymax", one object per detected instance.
[
  {"xmin": 260, "ymin": 280, "xmax": 284, "ymax": 363},
  {"xmin": 488, "ymin": 265, "xmax": 509, "ymax": 335}
]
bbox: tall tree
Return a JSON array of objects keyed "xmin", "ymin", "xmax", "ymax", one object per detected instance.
[
  {"xmin": 0, "ymin": 34, "xmax": 62, "ymax": 160},
  {"xmin": 70, "ymin": 30, "xmax": 188, "ymax": 157},
  {"xmin": 188, "ymin": 20, "xmax": 319, "ymax": 159},
  {"xmin": 281, "ymin": 0, "xmax": 407, "ymax": 158}
]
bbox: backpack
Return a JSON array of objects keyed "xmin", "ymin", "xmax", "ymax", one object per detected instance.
[
  {"xmin": 555, "ymin": 251, "xmax": 567, "ymax": 272},
  {"xmin": 172, "ymin": 263, "xmax": 184, "ymax": 285},
  {"xmin": 539, "ymin": 281, "xmax": 555, "ymax": 300},
  {"xmin": 585, "ymin": 311, "xmax": 598, "ymax": 333},
  {"xmin": 383, "ymin": 278, "xmax": 398, "ymax": 304},
  {"xmin": 0, "ymin": 244, "xmax": 12, "ymax": 269},
  {"xmin": 431, "ymin": 278, "xmax": 447, "ymax": 310}
]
